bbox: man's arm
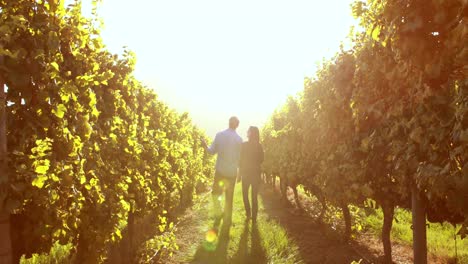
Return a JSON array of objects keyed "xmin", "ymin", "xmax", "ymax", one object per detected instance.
[{"xmin": 203, "ymin": 134, "xmax": 218, "ymax": 155}]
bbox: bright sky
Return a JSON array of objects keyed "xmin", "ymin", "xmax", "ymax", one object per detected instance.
[{"xmin": 86, "ymin": 0, "xmax": 357, "ymax": 138}]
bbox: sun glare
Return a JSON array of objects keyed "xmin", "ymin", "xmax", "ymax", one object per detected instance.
[{"xmin": 83, "ymin": 0, "xmax": 357, "ymax": 137}]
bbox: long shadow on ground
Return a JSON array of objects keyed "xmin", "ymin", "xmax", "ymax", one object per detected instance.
[
  {"xmin": 259, "ymin": 186, "xmax": 379, "ymax": 264},
  {"xmin": 230, "ymin": 221, "xmax": 268, "ymax": 264},
  {"xmin": 190, "ymin": 217, "xmax": 231, "ymax": 264},
  {"xmin": 190, "ymin": 217, "xmax": 268, "ymax": 264}
]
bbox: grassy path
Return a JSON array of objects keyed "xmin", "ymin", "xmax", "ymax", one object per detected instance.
[{"xmin": 161, "ymin": 183, "xmax": 366, "ymax": 264}]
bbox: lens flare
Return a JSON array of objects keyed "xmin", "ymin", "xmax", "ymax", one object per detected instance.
[
  {"xmin": 218, "ymin": 180, "xmax": 224, "ymax": 187},
  {"xmin": 202, "ymin": 240, "xmax": 217, "ymax": 252},
  {"xmin": 205, "ymin": 229, "xmax": 217, "ymax": 242}
]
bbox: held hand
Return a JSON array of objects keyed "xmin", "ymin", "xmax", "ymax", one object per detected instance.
[{"xmin": 200, "ymin": 137, "xmax": 208, "ymax": 149}]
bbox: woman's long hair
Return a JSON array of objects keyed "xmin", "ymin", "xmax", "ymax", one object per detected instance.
[{"xmin": 248, "ymin": 126, "xmax": 260, "ymax": 143}]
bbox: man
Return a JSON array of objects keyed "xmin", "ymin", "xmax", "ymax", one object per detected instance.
[{"xmin": 202, "ymin": 116, "xmax": 242, "ymax": 225}]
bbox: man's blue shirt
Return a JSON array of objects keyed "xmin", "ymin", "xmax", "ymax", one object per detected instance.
[{"xmin": 207, "ymin": 128, "xmax": 243, "ymax": 177}]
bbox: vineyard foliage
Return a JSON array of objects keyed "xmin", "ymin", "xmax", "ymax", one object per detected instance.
[
  {"xmin": 262, "ymin": 0, "xmax": 467, "ymax": 255},
  {"xmin": 0, "ymin": 0, "xmax": 213, "ymax": 262}
]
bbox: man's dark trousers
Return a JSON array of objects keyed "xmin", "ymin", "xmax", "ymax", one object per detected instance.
[{"xmin": 212, "ymin": 171, "xmax": 236, "ymax": 224}]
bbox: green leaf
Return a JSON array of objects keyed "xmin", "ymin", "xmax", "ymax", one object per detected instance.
[
  {"xmin": 372, "ymin": 26, "xmax": 381, "ymax": 41},
  {"xmin": 51, "ymin": 174, "xmax": 60, "ymax": 182},
  {"xmin": 91, "ymin": 107, "xmax": 100, "ymax": 118},
  {"xmin": 90, "ymin": 178, "xmax": 97, "ymax": 186},
  {"xmin": 79, "ymin": 174, "xmax": 86, "ymax": 184},
  {"xmin": 120, "ymin": 199, "xmax": 130, "ymax": 211},
  {"xmin": 109, "ymin": 133, "xmax": 117, "ymax": 142},
  {"xmin": 60, "ymin": 93, "xmax": 70, "ymax": 103},
  {"xmin": 52, "ymin": 104, "xmax": 67, "ymax": 119},
  {"xmin": 35, "ymin": 159, "xmax": 50, "ymax": 174},
  {"xmin": 32, "ymin": 175, "xmax": 48, "ymax": 188},
  {"xmin": 51, "ymin": 191, "xmax": 59, "ymax": 201},
  {"xmin": 115, "ymin": 229, "xmax": 122, "ymax": 239},
  {"xmin": 50, "ymin": 62, "xmax": 59, "ymax": 71},
  {"xmin": 35, "ymin": 164, "xmax": 49, "ymax": 174}
]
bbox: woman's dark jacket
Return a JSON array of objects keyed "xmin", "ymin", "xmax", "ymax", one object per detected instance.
[{"xmin": 239, "ymin": 141, "xmax": 264, "ymax": 180}]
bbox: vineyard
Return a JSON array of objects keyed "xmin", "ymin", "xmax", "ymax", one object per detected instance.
[
  {"xmin": 262, "ymin": 0, "xmax": 467, "ymax": 263},
  {"xmin": 0, "ymin": 0, "xmax": 467, "ymax": 264}
]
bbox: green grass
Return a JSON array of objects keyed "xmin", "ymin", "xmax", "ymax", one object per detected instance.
[
  {"xmin": 176, "ymin": 183, "xmax": 304, "ymax": 264},
  {"xmin": 20, "ymin": 242, "xmax": 72, "ymax": 264},
  {"xmin": 362, "ymin": 207, "xmax": 468, "ymax": 263}
]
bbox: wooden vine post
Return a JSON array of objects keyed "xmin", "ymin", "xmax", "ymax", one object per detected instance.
[
  {"xmin": 0, "ymin": 56, "xmax": 12, "ymax": 264},
  {"xmin": 412, "ymin": 184, "xmax": 427, "ymax": 264}
]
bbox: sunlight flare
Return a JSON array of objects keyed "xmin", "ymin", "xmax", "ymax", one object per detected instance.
[{"xmin": 205, "ymin": 229, "xmax": 218, "ymax": 243}]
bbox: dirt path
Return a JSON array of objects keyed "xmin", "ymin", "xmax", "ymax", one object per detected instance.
[
  {"xmin": 271, "ymin": 185, "xmax": 445, "ymax": 264},
  {"xmin": 259, "ymin": 187, "xmax": 372, "ymax": 264},
  {"xmin": 158, "ymin": 185, "xmax": 442, "ymax": 264},
  {"xmin": 161, "ymin": 194, "xmax": 212, "ymax": 264}
]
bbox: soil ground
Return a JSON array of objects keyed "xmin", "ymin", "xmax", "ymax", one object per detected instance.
[{"xmin": 159, "ymin": 183, "xmax": 444, "ymax": 264}]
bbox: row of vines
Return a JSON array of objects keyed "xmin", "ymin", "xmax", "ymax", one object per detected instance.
[
  {"xmin": 262, "ymin": 0, "xmax": 467, "ymax": 263},
  {"xmin": 0, "ymin": 0, "xmax": 213, "ymax": 263}
]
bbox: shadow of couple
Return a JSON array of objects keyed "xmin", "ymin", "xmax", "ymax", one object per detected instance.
[
  {"xmin": 191, "ymin": 217, "xmax": 267, "ymax": 264},
  {"xmin": 231, "ymin": 220, "xmax": 267, "ymax": 264}
]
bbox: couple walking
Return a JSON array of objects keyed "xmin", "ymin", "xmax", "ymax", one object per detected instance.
[{"xmin": 202, "ymin": 116, "xmax": 264, "ymax": 226}]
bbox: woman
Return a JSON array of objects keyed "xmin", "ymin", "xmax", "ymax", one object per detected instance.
[{"xmin": 238, "ymin": 126, "xmax": 264, "ymax": 223}]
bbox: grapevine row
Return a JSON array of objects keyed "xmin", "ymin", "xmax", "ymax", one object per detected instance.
[
  {"xmin": 262, "ymin": 0, "xmax": 467, "ymax": 263},
  {"xmin": 0, "ymin": 1, "xmax": 213, "ymax": 263}
]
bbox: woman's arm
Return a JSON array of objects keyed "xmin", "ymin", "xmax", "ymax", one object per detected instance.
[
  {"xmin": 259, "ymin": 144, "xmax": 264, "ymax": 164},
  {"xmin": 237, "ymin": 144, "xmax": 245, "ymax": 182}
]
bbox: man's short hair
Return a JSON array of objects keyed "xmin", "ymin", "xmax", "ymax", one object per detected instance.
[{"xmin": 229, "ymin": 116, "xmax": 239, "ymax": 129}]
